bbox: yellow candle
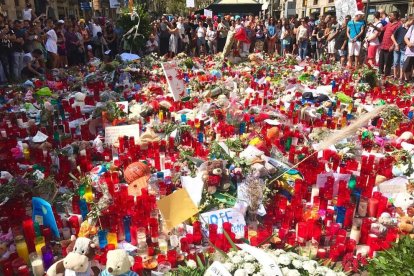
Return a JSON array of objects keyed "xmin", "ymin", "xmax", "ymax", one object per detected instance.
[
  {"xmin": 34, "ymin": 236, "xmax": 45, "ymax": 256},
  {"xmin": 84, "ymin": 185, "xmax": 94, "ymax": 203},
  {"xmin": 15, "ymin": 235, "xmax": 29, "ymax": 264},
  {"xmin": 107, "ymin": 232, "xmax": 118, "ymax": 248}
]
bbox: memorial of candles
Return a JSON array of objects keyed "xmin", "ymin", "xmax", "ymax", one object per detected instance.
[{"xmin": 0, "ymin": 52, "xmax": 413, "ymax": 275}]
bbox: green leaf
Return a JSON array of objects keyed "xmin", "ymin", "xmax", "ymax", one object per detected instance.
[{"xmin": 196, "ymin": 255, "xmax": 204, "ymax": 269}]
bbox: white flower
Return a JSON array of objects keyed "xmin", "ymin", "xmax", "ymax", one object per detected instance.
[
  {"xmin": 274, "ymin": 249, "xmax": 285, "ymax": 256},
  {"xmin": 325, "ymin": 270, "xmax": 337, "ymax": 276},
  {"xmin": 243, "ymin": 263, "xmax": 256, "ymax": 274},
  {"xmin": 302, "ymin": 260, "xmax": 318, "ymax": 274},
  {"xmin": 232, "ymin": 255, "xmax": 243, "ymax": 264},
  {"xmin": 244, "ymin": 254, "xmax": 255, "ymax": 262},
  {"xmin": 277, "ymin": 254, "xmax": 291, "ymax": 266},
  {"xmin": 234, "ymin": 269, "xmax": 248, "ymax": 276},
  {"xmin": 236, "ymin": 250, "xmax": 247, "ymax": 258},
  {"xmin": 292, "ymin": 259, "xmax": 303, "ymax": 269},
  {"xmin": 228, "ymin": 251, "xmax": 236, "ymax": 258},
  {"xmin": 187, "ymin": 259, "xmax": 197, "ymax": 269},
  {"xmin": 223, "ymin": 262, "xmax": 235, "ymax": 272},
  {"xmin": 287, "ymin": 269, "xmax": 301, "ymax": 276},
  {"xmin": 281, "ymin": 267, "xmax": 290, "ymax": 275},
  {"xmin": 315, "ymin": 266, "xmax": 329, "ymax": 275},
  {"xmin": 336, "ymin": 272, "xmax": 347, "ymax": 276}
]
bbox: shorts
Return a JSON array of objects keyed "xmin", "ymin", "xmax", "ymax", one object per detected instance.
[
  {"xmin": 393, "ymin": 50, "xmax": 406, "ymax": 67},
  {"xmin": 348, "ymin": 41, "xmax": 361, "ymax": 56},
  {"xmin": 328, "ymin": 40, "xmax": 336, "ymax": 54},
  {"xmin": 338, "ymin": 49, "xmax": 348, "ymax": 57},
  {"xmin": 367, "ymin": 45, "xmax": 379, "ymax": 60},
  {"xmin": 197, "ymin": 37, "xmax": 205, "ymax": 47},
  {"xmin": 403, "ymin": 56, "xmax": 414, "ymax": 73}
]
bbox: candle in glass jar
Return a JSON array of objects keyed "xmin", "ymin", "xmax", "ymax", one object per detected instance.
[
  {"xmin": 34, "ymin": 236, "xmax": 46, "ymax": 255},
  {"xmin": 350, "ymin": 225, "xmax": 361, "ymax": 244},
  {"xmin": 107, "ymin": 232, "xmax": 118, "ymax": 248},
  {"xmin": 368, "ymin": 198, "xmax": 379, "ymax": 217},
  {"xmin": 159, "ymin": 235, "xmax": 168, "ymax": 254},
  {"xmin": 15, "ymin": 236, "xmax": 29, "ymax": 264}
]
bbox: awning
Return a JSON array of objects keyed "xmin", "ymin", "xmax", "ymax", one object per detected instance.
[{"xmin": 324, "ymin": 6, "xmax": 335, "ymax": 13}]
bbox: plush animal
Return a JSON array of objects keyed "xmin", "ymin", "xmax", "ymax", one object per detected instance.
[
  {"xmin": 72, "ymin": 92, "xmax": 87, "ymax": 109},
  {"xmin": 46, "ymin": 236, "xmax": 100, "ymax": 276},
  {"xmin": 394, "ymin": 192, "xmax": 414, "ymax": 234},
  {"xmin": 100, "ymin": 249, "xmax": 137, "ymax": 276},
  {"xmin": 201, "ymin": 160, "xmax": 231, "ymax": 194}
]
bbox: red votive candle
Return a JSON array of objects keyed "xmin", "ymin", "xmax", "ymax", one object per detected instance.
[{"xmin": 368, "ymin": 198, "xmax": 379, "ymax": 217}]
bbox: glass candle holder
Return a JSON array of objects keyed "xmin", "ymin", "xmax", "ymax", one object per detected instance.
[
  {"xmin": 15, "ymin": 235, "xmax": 29, "ymax": 264},
  {"xmin": 30, "ymin": 253, "xmax": 44, "ymax": 276},
  {"xmin": 34, "ymin": 236, "xmax": 46, "ymax": 256}
]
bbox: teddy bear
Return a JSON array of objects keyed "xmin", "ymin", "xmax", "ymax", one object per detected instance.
[
  {"xmin": 46, "ymin": 235, "xmax": 100, "ymax": 276},
  {"xmin": 201, "ymin": 160, "xmax": 231, "ymax": 194},
  {"xmin": 394, "ymin": 192, "xmax": 414, "ymax": 234},
  {"xmin": 100, "ymin": 249, "xmax": 137, "ymax": 276},
  {"xmin": 72, "ymin": 92, "xmax": 87, "ymax": 109}
]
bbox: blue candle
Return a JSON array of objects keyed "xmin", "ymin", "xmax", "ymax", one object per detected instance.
[
  {"xmin": 123, "ymin": 216, "xmax": 132, "ymax": 243},
  {"xmin": 335, "ymin": 206, "xmax": 346, "ymax": 225},
  {"xmin": 98, "ymin": 230, "xmax": 108, "ymax": 249},
  {"xmin": 79, "ymin": 199, "xmax": 88, "ymax": 220}
]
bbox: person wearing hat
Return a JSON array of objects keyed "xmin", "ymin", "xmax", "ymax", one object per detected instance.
[{"xmin": 346, "ymin": 11, "xmax": 366, "ymax": 69}]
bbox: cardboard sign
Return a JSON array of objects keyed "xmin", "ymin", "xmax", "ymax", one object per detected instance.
[
  {"xmin": 237, "ymin": 244, "xmax": 283, "ymax": 276},
  {"xmin": 104, "ymin": 124, "xmax": 140, "ymax": 145},
  {"xmin": 162, "ymin": 62, "xmax": 185, "ymax": 102},
  {"xmin": 378, "ymin": 177, "xmax": 408, "ymax": 195},
  {"xmin": 205, "ymin": 261, "xmax": 232, "ymax": 276},
  {"xmin": 186, "ymin": 0, "xmax": 195, "ymax": 8},
  {"xmin": 157, "ymin": 189, "xmax": 199, "ymax": 230},
  {"xmin": 204, "ymin": 9, "xmax": 213, "ymax": 18},
  {"xmin": 200, "ymin": 208, "xmax": 246, "ymax": 239},
  {"xmin": 181, "ymin": 175, "xmax": 204, "ymax": 207}
]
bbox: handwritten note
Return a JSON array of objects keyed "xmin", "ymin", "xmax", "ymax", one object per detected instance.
[
  {"xmin": 205, "ymin": 261, "xmax": 232, "ymax": 276},
  {"xmin": 237, "ymin": 244, "xmax": 283, "ymax": 276},
  {"xmin": 204, "ymin": 9, "xmax": 213, "ymax": 18},
  {"xmin": 104, "ymin": 124, "xmax": 140, "ymax": 145},
  {"xmin": 162, "ymin": 62, "xmax": 185, "ymax": 102},
  {"xmin": 200, "ymin": 208, "xmax": 246, "ymax": 239}
]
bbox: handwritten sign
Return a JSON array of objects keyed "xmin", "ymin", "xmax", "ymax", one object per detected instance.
[
  {"xmin": 204, "ymin": 9, "xmax": 213, "ymax": 18},
  {"xmin": 186, "ymin": 0, "xmax": 195, "ymax": 8},
  {"xmin": 104, "ymin": 124, "xmax": 140, "ymax": 145},
  {"xmin": 205, "ymin": 262, "xmax": 232, "ymax": 276},
  {"xmin": 162, "ymin": 62, "xmax": 185, "ymax": 102},
  {"xmin": 378, "ymin": 177, "xmax": 408, "ymax": 195},
  {"xmin": 200, "ymin": 208, "xmax": 246, "ymax": 239},
  {"xmin": 237, "ymin": 244, "xmax": 283, "ymax": 276}
]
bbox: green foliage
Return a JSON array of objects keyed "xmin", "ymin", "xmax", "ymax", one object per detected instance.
[
  {"xmin": 117, "ymin": 4, "xmax": 151, "ymax": 52},
  {"xmin": 367, "ymin": 235, "xmax": 414, "ymax": 276}
]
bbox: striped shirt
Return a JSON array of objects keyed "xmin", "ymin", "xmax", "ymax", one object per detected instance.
[{"xmin": 100, "ymin": 269, "xmax": 138, "ymax": 276}]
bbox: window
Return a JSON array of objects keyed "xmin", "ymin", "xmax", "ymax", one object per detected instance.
[
  {"xmin": 287, "ymin": 2, "xmax": 295, "ymax": 9},
  {"xmin": 14, "ymin": 0, "xmax": 19, "ymax": 6},
  {"xmin": 303, "ymin": 0, "xmax": 307, "ymax": 6},
  {"xmin": 329, "ymin": 0, "xmax": 334, "ymax": 2},
  {"xmin": 313, "ymin": 0, "xmax": 318, "ymax": 5}
]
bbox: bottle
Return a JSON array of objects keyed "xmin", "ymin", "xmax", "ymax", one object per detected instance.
[{"xmin": 15, "ymin": 235, "xmax": 29, "ymax": 264}]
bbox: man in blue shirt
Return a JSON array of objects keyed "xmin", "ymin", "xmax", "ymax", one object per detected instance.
[{"xmin": 347, "ymin": 11, "xmax": 366, "ymax": 68}]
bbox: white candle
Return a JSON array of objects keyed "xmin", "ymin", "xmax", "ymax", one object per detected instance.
[
  {"xmin": 350, "ymin": 226, "xmax": 361, "ymax": 244},
  {"xmin": 31, "ymin": 259, "xmax": 45, "ymax": 276}
]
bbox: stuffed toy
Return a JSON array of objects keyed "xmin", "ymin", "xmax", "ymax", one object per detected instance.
[
  {"xmin": 394, "ymin": 192, "xmax": 414, "ymax": 234},
  {"xmin": 201, "ymin": 160, "xmax": 231, "ymax": 194},
  {"xmin": 100, "ymin": 249, "xmax": 137, "ymax": 276},
  {"xmin": 72, "ymin": 92, "xmax": 87, "ymax": 109},
  {"xmin": 46, "ymin": 236, "xmax": 100, "ymax": 276}
]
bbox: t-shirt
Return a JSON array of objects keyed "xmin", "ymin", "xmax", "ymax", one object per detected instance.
[
  {"xmin": 13, "ymin": 28, "xmax": 26, "ymax": 52},
  {"xmin": 267, "ymin": 25, "xmax": 275, "ymax": 37},
  {"xmin": 1, "ymin": 29, "xmax": 14, "ymax": 52},
  {"xmin": 347, "ymin": 20, "xmax": 365, "ymax": 40},
  {"xmin": 366, "ymin": 22, "xmax": 383, "ymax": 46},
  {"xmin": 394, "ymin": 25, "xmax": 408, "ymax": 51},
  {"xmin": 380, "ymin": 21, "xmax": 401, "ymax": 50},
  {"xmin": 146, "ymin": 40, "xmax": 158, "ymax": 52},
  {"xmin": 404, "ymin": 26, "xmax": 414, "ymax": 57},
  {"xmin": 335, "ymin": 25, "xmax": 347, "ymax": 50}
]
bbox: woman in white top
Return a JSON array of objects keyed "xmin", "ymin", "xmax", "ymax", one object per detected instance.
[
  {"xmin": 22, "ymin": 4, "xmax": 36, "ymax": 21},
  {"xmin": 196, "ymin": 21, "xmax": 206, "ymax": 56},
  {"xmin": 168, "ymin": 22, "xmax": 179, "ymax": 58},
  {"xmin": 365, "ymin": 12, "xmax": 383, "ymax": 66},
  {"xmin": 45, "ymin": 22, "xmax": 58, "ymax": 68},
  {"xmin": 206, "ymin": 24, "xmax": 217, "ymax": 55}
]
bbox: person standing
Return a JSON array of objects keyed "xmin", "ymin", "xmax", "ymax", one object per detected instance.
[
  {"xmin": 335, "ymin": 15, "xmax": 351, "ymax": 67},
  {"xmin": 266, "ymin": 18, "xmax": 277, "ymax": 55},
  {"xmin": 206, "ymin": 23, "xmax": 217, "ymax": 55},
  {"xmin": 168, "ymin": 22, "xmax": 179, "ymax": 58},
  {"xmin": 22, "ymin": 3, "xmax": 36, "ymax": 22},
  {"xmin": 377, "ymin": 11, "xmax": 401, "ymax": 76},
  {"xmin": 159, "ymin": 16, "xmax": 170, "ymax": 56},
  {"xmin": 196, "ymin": 20, "xmax": 206, "ymax": 56},
  {"xmin": 12, "ymin": 20, "xmax": 26, "ymax": 81},
  {"xmin": 317, "ymin": 22, "xmax": 327, "ymax": 60},
  {"xmin": 365, "ymin": 12, "xmax": 383, "ymax": 66},
  {"xmin": 403, "ymin": 19, "xmax": 414, "ymax": 80},
  {"xmin": 0, "ymin": 24, "xmax": 15, "ymax": 82},
  {"xmin": 297, "ymin": 18, "xmax": 309, "ymax": 61},
  {"xmin": 45, "ymin": 21, "xmax": 57, "ymax": 68},
  {"xmin": 347, "ymin": 11, "xmax": 366, "ymax": 69},
  {"xmin": 391, "ymin": 18, "xmax": 410, "ymax": 80},
  {"xmin": 217, "ymin": 17, "xmax": 229, "ymax": 53}
]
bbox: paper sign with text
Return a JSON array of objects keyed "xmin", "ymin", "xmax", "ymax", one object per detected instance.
[
  {"xmin": 200, "ymin": 208, "xmax": 246, "ymax": 239},
  {"xmin": 162, "ymin": 62, "xmax": 185, "ymax": 102},
  {"xmin": 104, "ymin": 124, "xmax": 140, "ymax": 145},
  {"xmin": 205, "ymin": 261, "xmax": 232, "ymax": 276},
  {"xmin": 378, "ymin": 177, "xmax": 408, "ymax": 195},
  {"xmin": 186, "ymin": 0, "xmax": 195, "ymax": 8},
  {"xmin": 237, "ymin": 244, "xmax": 283, "ymax": 276},
  {"xmin": 204, "ymin": 9, "xmax": 213, "ymax": 18},
  {"xmin": 316, "ymin": 173, "xmax": 351, "ymax": 196}
]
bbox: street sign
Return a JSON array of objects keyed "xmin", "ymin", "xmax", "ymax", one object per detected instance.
[{"xmin": 80, "ymin": 2, "xmax": 92, "ymax": 10}]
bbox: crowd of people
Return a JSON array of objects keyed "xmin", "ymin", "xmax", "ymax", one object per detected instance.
[{"xmin": 1, "ymin": 2, "xmax": 414, "ymax": 83}]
